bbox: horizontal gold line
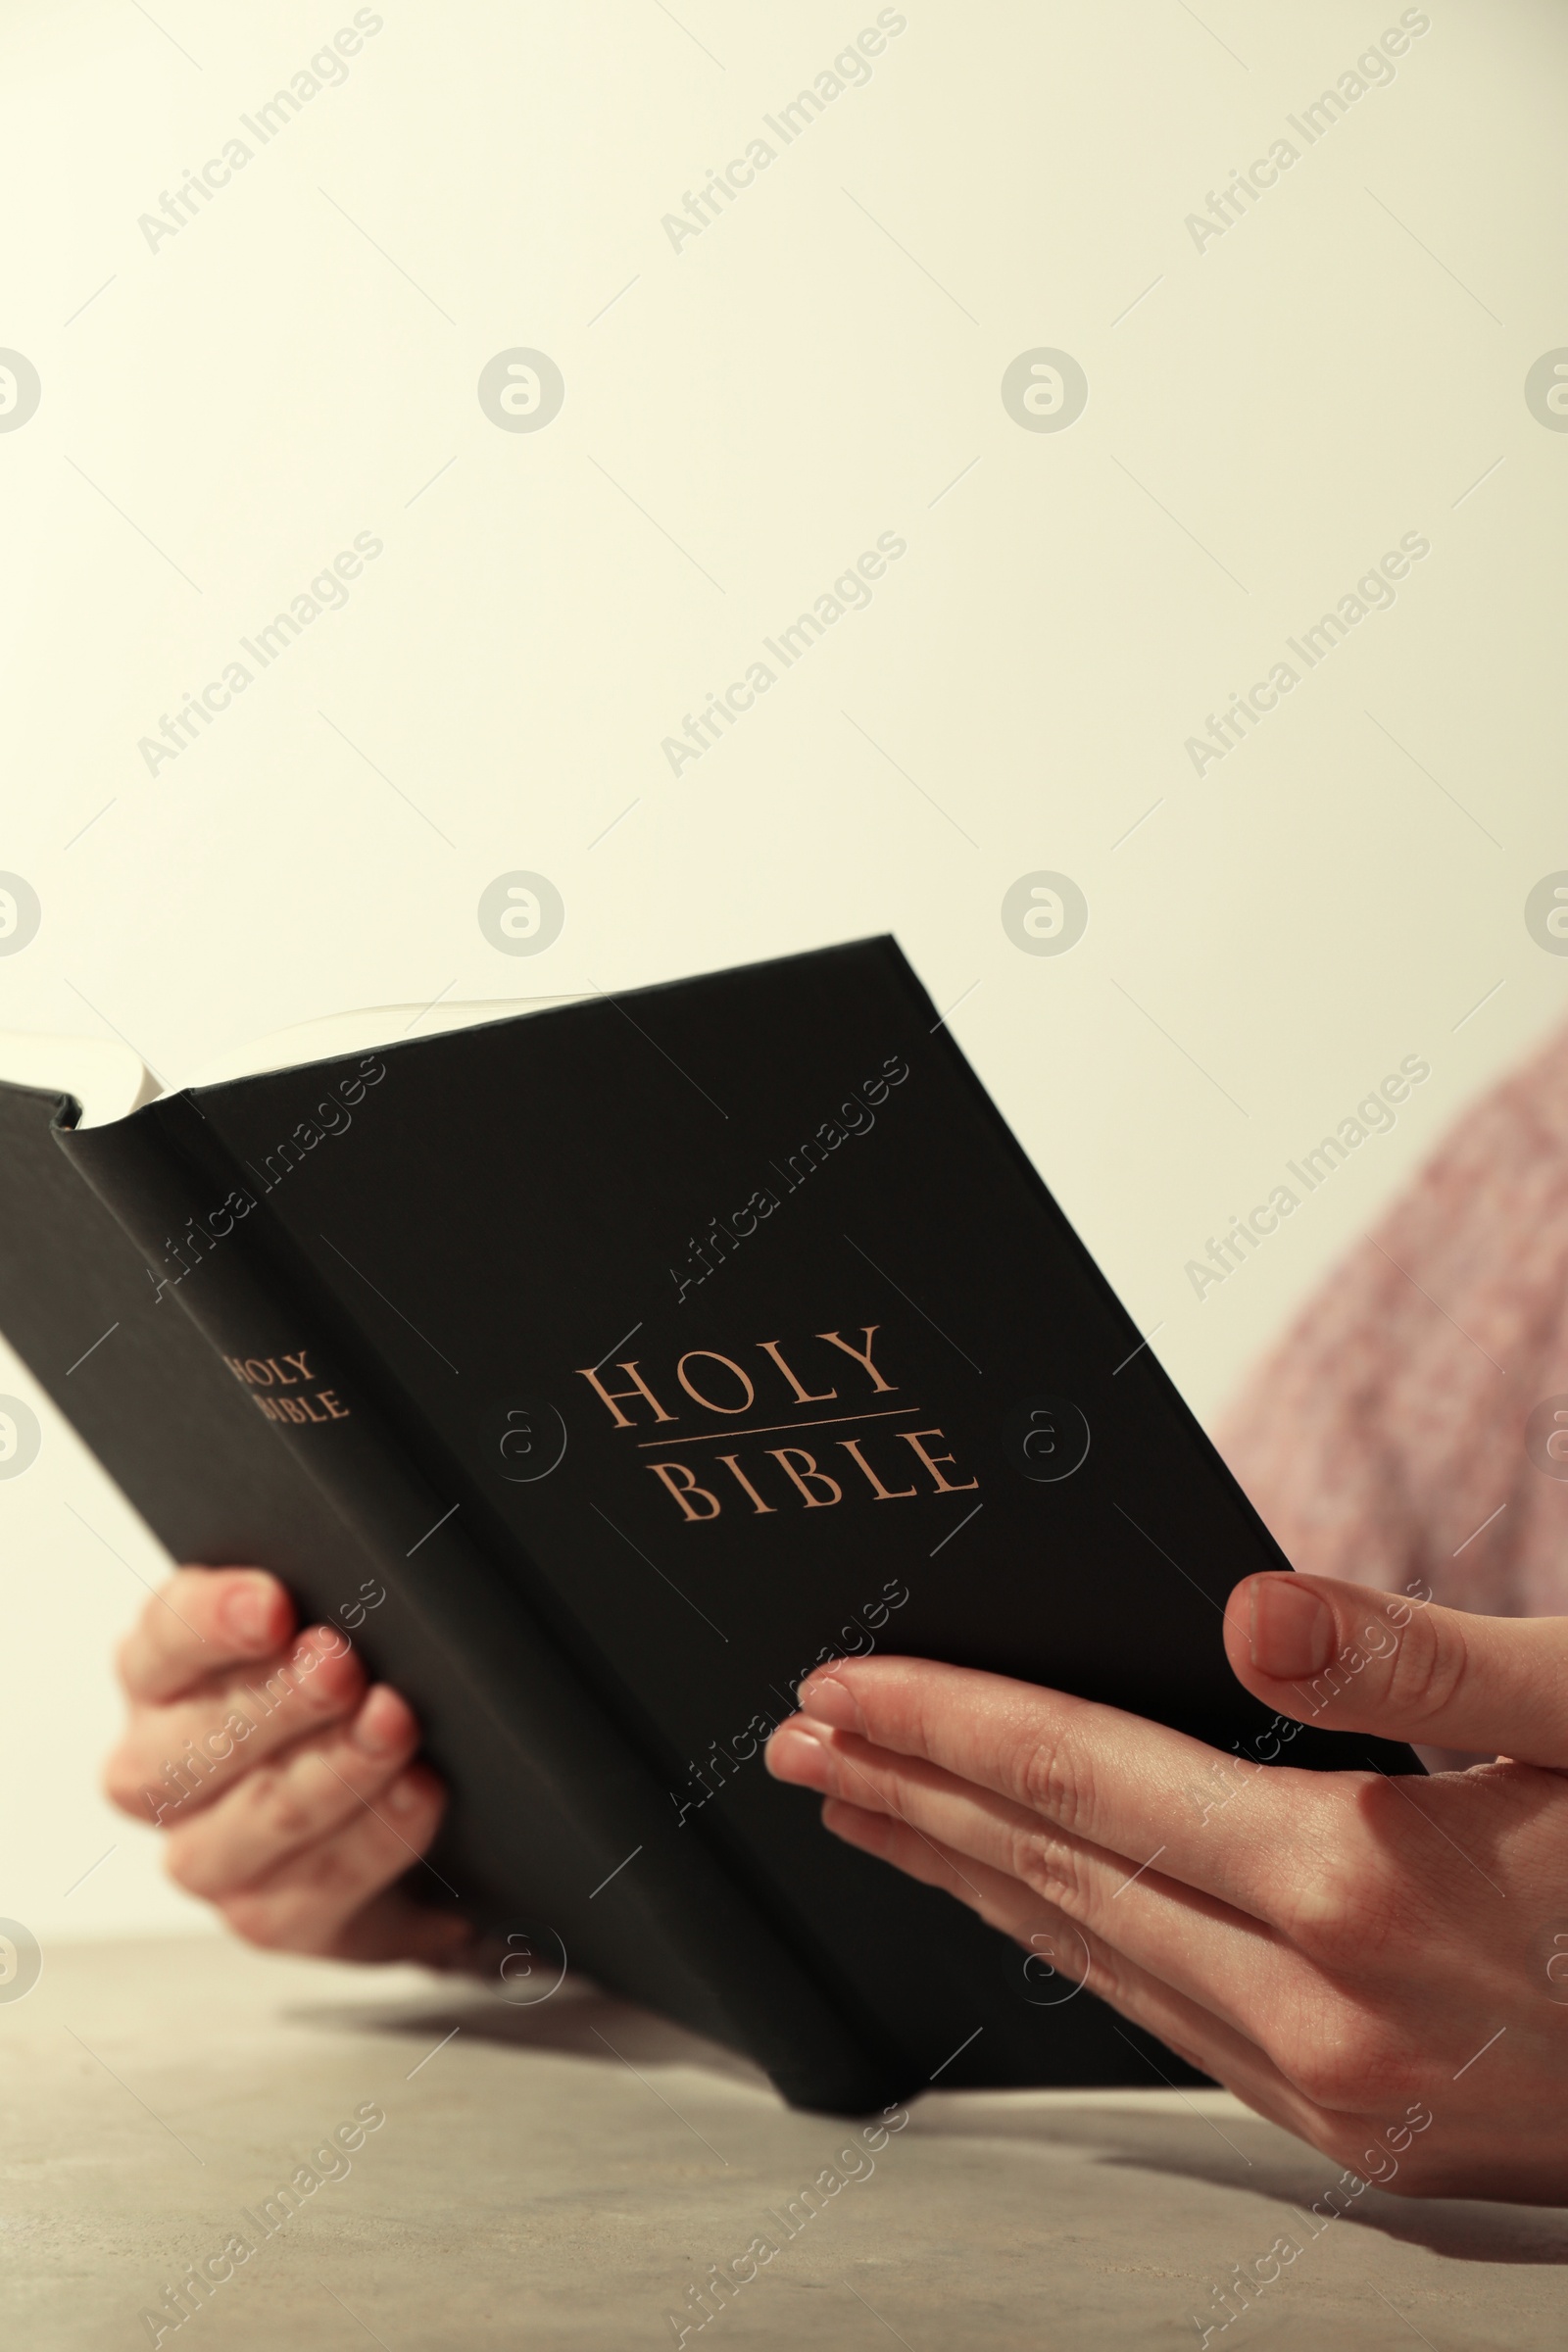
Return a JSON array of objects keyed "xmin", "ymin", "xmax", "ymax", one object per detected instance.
[{"xmin": 635, "ymin": 1405, "xmax": 919, "ymax": 1449}]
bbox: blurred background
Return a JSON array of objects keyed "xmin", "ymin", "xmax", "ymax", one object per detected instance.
[{"xmin": 1, "ymin": 0, "xmax": 1563, "ymax": 1943}]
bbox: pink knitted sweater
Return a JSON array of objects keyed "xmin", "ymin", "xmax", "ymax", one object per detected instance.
[{"xmin": 1218, "ymin": 1022, "xmax": 1568, "ymax": 1621}]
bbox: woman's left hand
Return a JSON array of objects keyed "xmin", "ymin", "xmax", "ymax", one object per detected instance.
[{"xmin": 764, "ymin": 1570, "xmax": 1568, "ymax": 2203}]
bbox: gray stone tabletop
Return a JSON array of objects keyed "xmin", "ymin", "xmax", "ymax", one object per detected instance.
[{"xmin": 5, "ymin": 1936, "xmax": 1564, "ymax": 2349}]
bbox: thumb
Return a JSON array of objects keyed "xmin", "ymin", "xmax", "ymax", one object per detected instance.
[{"xmin": 1222, "ymin": 1571, "xmax": 1568, "ymax": 1766}]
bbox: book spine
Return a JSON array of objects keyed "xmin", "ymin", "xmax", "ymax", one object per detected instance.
[{"xmin": 57, "ymin": 1092, "xmax": 904, "ymax": 2112}]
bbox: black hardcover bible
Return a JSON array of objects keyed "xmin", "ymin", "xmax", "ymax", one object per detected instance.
[{"xmin": 0, "ymin": 938, "xmax": 1417, "ymax": 2112}]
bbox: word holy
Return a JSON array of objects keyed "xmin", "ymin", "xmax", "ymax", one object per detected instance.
[
  {"xmin": 138, "ymin": 13, "xmax": 385, "ymax": 253},
  {"xmin": 670, "ymin": 1053, "xmax": 909, "ymax": 1302},
  {"xmin": 665, "ymin": 2107, "xmax": 907, "ymax": 2344},
  {"xmin": 662, "ymin": 10, "xmax": 908, "ymax": 254},
  {"xmin": 669, "ymin": 1576, "xmax": 909, "ymax": 1827},
  {"xmin": 577, "ymin": 1324, "xmax": 978, "ymax": 1522},
  {"xmin": 1186, "ymin": 1054, "xmax": 1429, "ymax": 1300},
  {"xmin": 137, "ymin": 533, "xmax": 384, "ymax": 776},
  {"xmin": 1185, "ymin": 530, "xmax": 1430, "ymax": 777},
  {"xmin": 1185, "ymin": 11, "xmax": 1433, "ymax": 254},
  {"xmin": 662, "ymin": 531, "xmax": 906, "ymax": 777},
  {"xmin": 138, "ymin": 2103, "xmax": 386, "ymax": 2344},
  {"xmin": 146, "ymin": 1054, "xmax": 387, "ymax": 1298},
  {"xmin": 1191, "ymin": 2103, "xmax": 1434, "ymax": 2343}
]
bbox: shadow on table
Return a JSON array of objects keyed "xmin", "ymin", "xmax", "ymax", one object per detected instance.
[
  {"xmin": 287, "ymin": 1976, "xmax": 770, "ymax": 2089},
  {"xmin": 289, "ymin": 1982, "xmax": 1568, "ymax": 2270},
  {"xmin": 914, "ymin": 2095, "xmax": 1568, "ymax": 2270}
]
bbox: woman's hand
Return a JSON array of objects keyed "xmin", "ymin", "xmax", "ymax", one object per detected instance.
[
  {"xmin": 105, "ymin": 1566, "xmax": 471, "ymax": 1967},
  {"xmin": 765, "ymin": 1571, "xmax": 1568, "ymax": 2203}
]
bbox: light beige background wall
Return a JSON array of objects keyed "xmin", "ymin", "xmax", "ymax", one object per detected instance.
[{"xmin": 0, "ymin": 0, "xmax": 1563, "ymax": 1942}]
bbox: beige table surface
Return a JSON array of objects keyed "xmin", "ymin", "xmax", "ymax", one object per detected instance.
[{"xmin": 5, "ymin": 1935, "xmax": 1565, "ymax": 2350}]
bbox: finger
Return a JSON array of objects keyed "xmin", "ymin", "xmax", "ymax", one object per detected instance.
[
  {"xmin": 791, "ymin": 1655, "xmax": 1318, "ymax": 1920},
  {"xmin": 1224, "ymin": 1574, "xmax": 1568, "ymax": 1766},
  {"xmin": 315, "ymin": 1886, "xmax": 477, "ymax": 1969},
  {"xmin": 768, "ymin": 1717, "xmax": 1294, "ymax": 2047},
  {"xmin": 818, "ymin": 1793, "xmax": 1356, "ymax": 2150},
  {"xmin": 106, "ymin": 1626, "xmax": 367, "ymax": 1819},
  {"xmin": 117, "ymin": 1567, "xmax": 295, "ymax": 1703},
  {"xmin": 219, "ymin": 1765, "xmax": 448, "ymax": 1958},
  {"xmin": 163, "ymin": 1686, "xmax": 421, "ymax": 1898}
]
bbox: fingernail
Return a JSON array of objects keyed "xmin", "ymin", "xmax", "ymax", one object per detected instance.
[
  {"xmin": 352, "ymin": 1687, "xmax": 406, "ymax": 1755},
  {"xmin": 1250, "ymin": 1576, "xmax": 1335, "ymax": 1679},
  {"xmin": 222, "ymin": 1579, "xmax": 273, "ymax": 1648},
  {"xmin": 765, "ymin": 1721, "xmax": 826, "ymax": 1785},
  {"xmin": 799, "ymin": 1674, "xmax": 859, "ymax": 1732},
  {"xmin": 387, "ymin": 1773, "xmax": 420, "ymax": 1815}
]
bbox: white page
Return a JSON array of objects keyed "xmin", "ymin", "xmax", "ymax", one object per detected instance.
[{"xmin": 0, "ymin": 996, "xmax": 585, "ymax": 1129}]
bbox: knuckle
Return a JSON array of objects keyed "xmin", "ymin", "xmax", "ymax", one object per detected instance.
[
  {"xmin": 1010, "ymin": 1826, "xmax": 1093, "ymax": 1915},
  {"xmin": 1068, "ymin": 1931, "xmax": 1118, "ymax": 2010},
  {"xmin": 1285, "ymin": 2043, "xmax": 1364, "ymax": 2113},
  {"xmin": 233, "ymin": 1667, "xmax": 299, "ymax": 1727},
  {"xmin": 1282, "ymin": 2015, "xmax": 1419, "ymax": 2114},
  {"xmin": 162, "ymin": 1835, "xmax": 209, "ymax": 1894},
  {"xmin": 149, "ymin": 1575, "xmax": 198, "ymax": 1637},
  {"xmin": 1384, "ymin": 1611, "xmax": 1469, "ymax": 1729},
  {"xmin": 1273, "ymin": 1826, "xmax": 1404, "ymax": 1969},
  {"xmin": 824, "ymin": 1745, "xmax": 887, "ymax": 1810},
  {"xmin": 380, "ymin": 1776, "xmax": 442, "ymax": 1844},
  {"xmin": 289, "ymin": 1645, "xmax": 363, "ymax": 1717},
  {"xmin": 260, "ymin": 1770, "xmax": 318, "ymax": 1848},
  {"xmin": 1274, "ymin": 1855, "xmax": 1366, "ymax": 1961},
  {"xmin": 1019, "ymin": 1728, "xmax": 1095, "ymax": 1838},
  {"xmin": 221, "ymin": 1895, "xmax": 293, "ymax": 1951},
  {"xmin": 101, "ymin": 1753, "xmax": 144, "ymax": 1816}
]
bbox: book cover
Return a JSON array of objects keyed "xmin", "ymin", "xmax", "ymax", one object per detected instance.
[{"xmin": 0, "ymin": 937, "xmax": 1417, "ymax": 2111}]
